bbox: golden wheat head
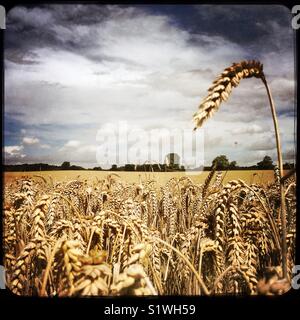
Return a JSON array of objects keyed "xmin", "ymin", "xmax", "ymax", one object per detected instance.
[{"xmin": 193, "ymin": 60, "xmax": 264, "ymax": 129}]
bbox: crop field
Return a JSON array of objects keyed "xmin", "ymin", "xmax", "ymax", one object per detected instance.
[
  {"xmin": 3, "ymin": 168, "xmax": 296, "ymax": 296},
  {"xmin": 4, "ymin": 170, "xmax": 288, "ymax": 186}
]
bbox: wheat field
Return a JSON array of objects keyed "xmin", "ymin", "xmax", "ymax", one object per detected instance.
[
  {"xmin": 4, "ymin": 170, "xmax": 288, "ymax": 186},
  {"xmin": 3, "ymin": 168, "xmax": 296, "ymax": 296},
  {"xmin": 3, "ymin": 60, "xmax": 296, "ymax": 296}
]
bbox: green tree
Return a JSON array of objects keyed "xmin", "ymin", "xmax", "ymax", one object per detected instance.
[
  {"xmin": 257, "ymin": 156, "xmax": 274, "ymax": 169},
  {"xmin": 110, "ymin": 164, "xmax": 118, "ymax": 171},
  {"xmin": 212, "ymin": 155, "xmax": 230, "ymax": 170},
  {"xmin": 61, "ymin": 161, "xmax": 70, "ymax": 170},
  {"xmin": 125, "ymin": 164, "xmax": 135, "ymax": 171},
  {"xmin": 229, "ymin": 161, "xmax": 237, "ymax": 170}
]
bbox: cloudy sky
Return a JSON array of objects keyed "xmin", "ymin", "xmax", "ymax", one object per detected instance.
[{"xmin": 4, "ymin": 4, "xmax": 296, "ymax": 168}]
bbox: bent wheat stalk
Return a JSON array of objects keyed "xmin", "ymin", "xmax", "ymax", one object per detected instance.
[
  {"xmin": 40, "ymin": 236, "xmax": 66, "ymax": 296},
  {"xmin": 154, "ymin": 237, "xmax": 210, "ymax": 295},
  {"xmin": 193, "ymin": 60, "xmax": 288, "ymax": 279}
]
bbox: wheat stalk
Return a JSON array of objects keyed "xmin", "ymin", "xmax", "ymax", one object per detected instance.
[{"xmin": 193, "ymin": 60, "xmax": 288, "ymax": 279}]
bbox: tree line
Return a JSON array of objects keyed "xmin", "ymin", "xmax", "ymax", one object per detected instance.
[{"xmin": 4, "ymin": 155, "xmax": 294, "ymax": 172}]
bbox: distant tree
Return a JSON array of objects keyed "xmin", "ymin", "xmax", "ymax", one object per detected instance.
[
  {"xmin": 229, "ymin": 161, "xmax": 237, "ymax": 170},
  {"xmin": 135, "ymin": 165, "xmax": 142, "ymax": 171},
  {"xmin": 61, "ymin": 161, "xmax": 71, "ymax": 170},
  {"xmin": 143, "ymin": 164, "xmax": 151, "ymax": 172},
  {"xmin": 93, "ymin": 166, "xmax": 102, "ymax": 171},
  {"xmin": 125, "ymin": 164, "xmax": 135, "ymax": 171},
  {"xmin": 172, "ymin": 164, "xmax": 180, "ymax": 171},
  {"xmin": 160, "ymin": 164, "xmax": 167, "ymax": 172},
  {"xmin": 257, "ymin": 156, "xmax": 274, "ymax": 169},
  {"xmin": 70, "ymin": 165, "xmax": 84, "ymax": 170},
  {"xmin": 110, "ymin": 164, "xmax": 118, "ymax": 171},
  {"xmin": 212, "ymin": 155, "xmax": 230, "ymax": 170}
]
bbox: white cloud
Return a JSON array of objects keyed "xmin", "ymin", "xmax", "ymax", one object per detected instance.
[
  {"xmin": 248, "ymin": 139, "xmax": 276, "ymax": 151},
  {"xmin": 23, "ymin": 137, "xmax": 39, "ymax": 144},
  {"xmin": 4, "ymin": 145, "xmax": 26, "ymax": 162},
  {"xmin": 58, "ymin": 141, "xmax": 96, "ymax": 160},
  {"xmin": 4, "ymin": 6, "xmax": 248, "ymax": 127},
  {"xmin": 55, "ymin": 141, "xmax": 98, "ymax": 167},
  {"xmin": 232, "ymin": 124, "xmax": 265, "ymax": 135},
  {"xmin": 64, "ymin": 140, "xmax": 81, "ymax": 148},
  {"xmin": 4, "ymin": 145, "xmax": 24, "ymax": 155},
  {"xmin": 40, "ymin": 144, "xmax": 51, "ymax": 149},
  {"xmin": 78, "ymin": 145, "xmax": 97, "ymax": 153},
  {"xmin": 60, "ymin": 140, "xmax": 96, "ymax": 153}
]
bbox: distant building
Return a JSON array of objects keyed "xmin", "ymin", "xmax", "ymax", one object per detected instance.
[{"xmin": 165, "ymin": 153, "xmax": 180, "ymax": 168}]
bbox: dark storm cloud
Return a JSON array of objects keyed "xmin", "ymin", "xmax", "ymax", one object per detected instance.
[
  {"xmin": 5, "ymin": 49, "xmax": 39, "ymax": 65},
  {"xmin": 144, "ymin": 5, "xmax": 293, "ymax": 48},
  {"xmin": 5, "ymin": 4, "xmax": 294, "ymax": 66},
  {"xmin": 5, "ymin": 5, "xmax": 106, "ymax": 62},
  {"xmin": 5, "ymin": 4, "xmax": 140, "ymax": 64},
  {"xmin": 194, "ymin": 5, "xmax": 292, "ymax": 45}
]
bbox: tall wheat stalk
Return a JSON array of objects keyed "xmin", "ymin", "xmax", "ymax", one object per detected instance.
[{"xmin": 193, "ymin": 60, "xmax": 288, "ymax": 279}]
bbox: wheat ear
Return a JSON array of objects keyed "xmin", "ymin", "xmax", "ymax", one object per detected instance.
[
  {"xmin": 193, "ymin": 60, "xmax": 263, "ymax": 129},
  {"xmin": 193, "ymin": 60, "xmax": 287, "ymax": 279}
]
